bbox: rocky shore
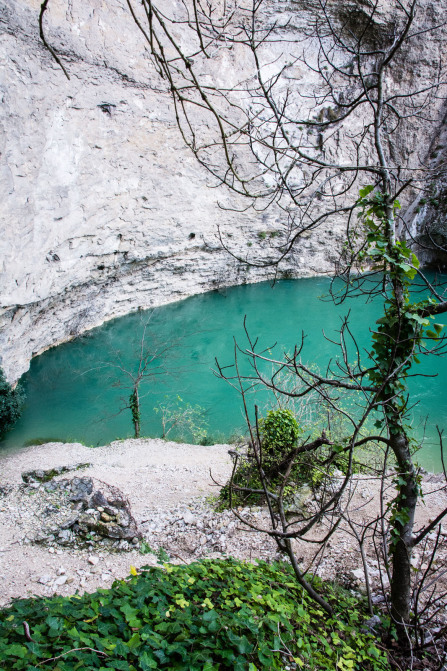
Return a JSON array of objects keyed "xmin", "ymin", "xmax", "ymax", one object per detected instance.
[{"xmin": 0, "ymin": 438, "xmax": 446, "ymax": 610}]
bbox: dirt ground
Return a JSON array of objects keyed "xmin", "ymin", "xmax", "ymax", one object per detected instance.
[{"xmin": 0, "ymin": 438, "xmax": 446, "ymax": 611}]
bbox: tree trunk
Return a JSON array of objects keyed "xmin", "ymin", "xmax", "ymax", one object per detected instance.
[
  {"xmin": 389, "ymin": 419, "xmax": 419, "ymax": 644},
  {"xmin": 130, "ymin": 387, "xmax": 140, "ymax": 439},
  {"xmin": 379, "ymin": 175, "xmax": 419, "ymax": 642}
]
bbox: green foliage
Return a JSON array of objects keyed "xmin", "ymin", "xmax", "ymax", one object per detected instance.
[
  {"xmin": 356, "ymin": 186, "xmax": 444, "ymax": 557},
  {"xmin": 218, "ymin": 454, "xmax": 263, "ymax": 507},
  {"xmin": 155, "ymin": 395, "xmax": 208, "ymax": 444},
  {"xmin": 260, "ymin": 408, "xmax": 320, "ymax": 491},
  {"xmin": 259, "ymin": 408, "xmax": 301, "ymax": 463},
  {"xmin": 0, "ymin": 558, "xmax": 389, "ymax": 670},
  {"xmin": 357, "ymin": 188, "xmax": 418, "ymax": 280},
  {"xmin": 256, "ymin": 230, "xmax": 281, "ymax": 241},
  {"xmin": 356, "ymin": 188, "xmax": 444, "ymax": 435},
  {"xmin": 356, "ymin": 189, "xmax": 439, "ymax": 411},
  {"xmin": 220, "ymin": 409, "xmax": 328, "ymax": 507},
  {"xmin": 139, "ymin": 542, "xmax": 170, "ymax": 563},
  {"xmin": 0, "ymin": 367, "xmax": 24, "ymax": 436}
]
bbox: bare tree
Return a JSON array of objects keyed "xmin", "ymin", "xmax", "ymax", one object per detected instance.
[
  {"xmin": 121, "ymin": 0, "xmax": 447, "ymax": 644},
  {"xmin": 40, "ymin": 0, "xmax": 447, "ymax": 652},
  {"xmin": 112, "ymin": 317, "xmax": 170, "ymax": 438},
  {"xmin": 83, "ymin": 314, "xmax": 188, "ymax": 439}
]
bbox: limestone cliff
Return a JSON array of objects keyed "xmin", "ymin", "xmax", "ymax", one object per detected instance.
[{"xmin": 1, "ymin": 0, "xmax": 446, "ymax": 382}]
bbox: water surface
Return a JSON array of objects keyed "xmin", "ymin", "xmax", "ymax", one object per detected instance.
[{"xmin": 1, "ymin": 277, "xmax": 446, "ymax": 471}]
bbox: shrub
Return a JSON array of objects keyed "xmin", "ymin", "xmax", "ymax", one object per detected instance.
[
  {"xmin": 220, "ymin": 409, "xmax": 313, "ymax": 507},
  {"xmin": 155, "ymin": 395, "xmax": 208, "ymax": 444},
  {"xmin": 0, "ymin": 367, "xmax": 24, "ymax": 436},
  {"xmin": 258, "ymin": 408, "xmax": 301, "ymax": 466}
]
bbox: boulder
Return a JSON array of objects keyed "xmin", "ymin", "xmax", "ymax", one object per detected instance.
[{"xmin": 30, "ymin": 475, "xmax": 141, "ymax": 549}]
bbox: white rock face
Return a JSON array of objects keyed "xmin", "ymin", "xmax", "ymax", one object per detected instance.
[
  {"xmin": 0, "ymin": 0, "xmax": 344, "ymax": 382},
  {"xmin": 0, "ymin": 0, "xmax": 446, "ymax": 382}
]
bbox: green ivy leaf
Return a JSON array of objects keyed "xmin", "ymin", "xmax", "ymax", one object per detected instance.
[
  {"xmin": 4, "ymin": 644, "xmax": 28, "ymax": 658},
  {"xmin": 359, "ymin": 185, "xmax": 374, "ymax": 198}
]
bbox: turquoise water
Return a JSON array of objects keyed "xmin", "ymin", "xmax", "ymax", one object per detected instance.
[{"xmin": 1, "ymin": 277, "xmax": 446, "ymax": 470}]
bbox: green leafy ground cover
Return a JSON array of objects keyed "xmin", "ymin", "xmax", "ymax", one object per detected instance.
[{"xmin": 0, "ymin": 558, "xmax": 390, "ymax": 671}]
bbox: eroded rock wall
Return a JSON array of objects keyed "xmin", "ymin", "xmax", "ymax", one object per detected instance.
[
  {"xmin": 1, "ymin": 0, "xmax": 345, "ymax": 382},
  {"xmin": 1, "ymin": 0, "xmax": 446, "ymax": 382},
  {"xmin": 405, "ymin": 110, "xmax": 447, "ymax": 267}
]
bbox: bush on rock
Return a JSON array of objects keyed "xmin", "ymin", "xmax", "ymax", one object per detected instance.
[{"xmin": 0, "ymin": 367, "xmax": 24, "ymax": 436}]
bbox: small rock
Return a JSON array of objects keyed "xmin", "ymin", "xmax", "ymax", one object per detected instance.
[
  {"xmin": 57, "ymin": 529, "xmax": 71, "ymax": 544},
  {"xmin": 22, "ymin": 464, "xmax": 91, "ymax": 484},
  {"xmin": 70, "ymin": 478, "xmax": 94, "ymax": 502},
  {"xmin": 107, "ymin": 496, "xmax": 126, "ymax": 510},
  {"xmin": 54, "ymin": 575, "xmax": 67, "ymax": 586},
  {"xmin": 22, "ymin": 469, "xmax": 45, "ymax": 483},
  {"xmin": 351, "ymin": 568, "xmax": 365, "ymax": 582},
  {"xmin": 88, "ymin": 556, "xmax": 99, "ymax": 565},
  {"xmin": 363, "ymin": 615, "xmax": 381, "ymax": 632},
  {"xmin": 44, "ymin": 503, "xmax": 59, "ymax": 515},
  {"xmin": 90, "ymin": 491, "xmax": 108, "ymax": 509},
  {"xmin": 371, "ymin": 594, "xmax": 386, "ymax": 605},
  {"xmin": 38, "ymin": 575, "xmax": 52, "ymax": 585},
  {"xmin": 116, "ymin": 510, "xmax": 130, "ymax": 527},
  {"xmin": 60, "ymin": 517, "xmax": 79, "ymax": 530},
  {"xmin": 57, "ymin": 567, "xmax": 66, "ymax": 576},
  {"xmin": 350, "ymin": 568, "xmax": 369, "ymax": 594},
  {"xmin": 34, "ymin": 532, "xmax": 50, "ymax": 543}
]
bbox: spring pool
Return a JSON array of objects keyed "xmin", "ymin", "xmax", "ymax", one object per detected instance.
[{"xmin": 1, "ymin": 277, "xmax": 446, "ymax": 471}]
